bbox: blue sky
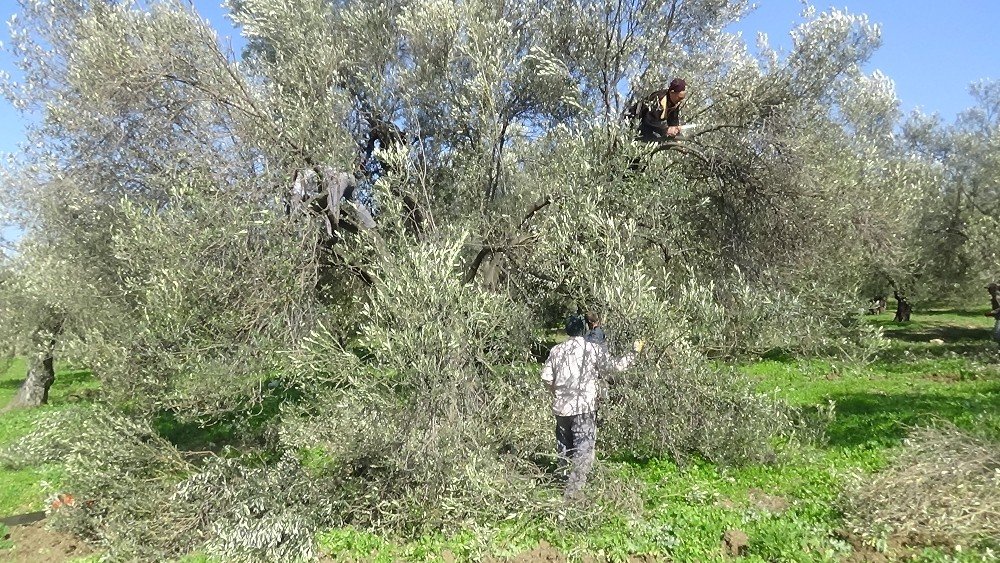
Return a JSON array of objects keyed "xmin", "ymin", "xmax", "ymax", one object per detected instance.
[
  {"xmin": 731, "ymin": 1, "xmax": 1000, "ymax": 121},
  {"xmin": 0, "ymin": 0, "xmax": 997, "ymax": 157}
]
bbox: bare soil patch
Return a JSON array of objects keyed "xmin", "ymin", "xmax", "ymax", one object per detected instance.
[
  {"xmin": 721, "ymin": 528, "xmax": 749, "ymax": 557},
  {"xmin": 2, "ymin": 520, "xmax": 95, "ymax": 562},
  {"xmin": 508, "ymin": 540, "xmax": 565, "ymax": 562},
  {"xmin": 747, "ymin": 488, "xmax": 791, "ymax": 514}
]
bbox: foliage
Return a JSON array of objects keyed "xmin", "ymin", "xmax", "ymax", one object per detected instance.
[
  {"xmin": 1, "ymin": 309, "xmax": 998, "ymax": 560},
  {"xmin": 840, "ymin": 424, "xmax": 1000, "ymax": 552},
  {"xmin": 0, "ymin": 406, "xmax": 344, "ymax": 562},
  {"xmin": 73, "ymin": 183, "xmax": 323, "ymax": 418},
  {"xmin": 0, "ymin": 0, "xmax": 961, "ymax": 558},
  {"xmin": 281, "ymin": 235, "xmax": 642, "ymax": 534},
  {"xmin": 890, "ymin": 79, "xmax": 1000, "ymax": 303}
]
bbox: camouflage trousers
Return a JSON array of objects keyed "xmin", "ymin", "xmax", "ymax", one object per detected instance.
[{"xmin": 555, "ymin": 412, "xmax": 597, "ymax": 498}]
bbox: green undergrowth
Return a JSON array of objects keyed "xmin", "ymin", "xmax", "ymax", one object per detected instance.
[
  {"xmin": 2, "ymin": 307, "xmax": 998, "ymax": 561},
  {"xmin": 0, "ymin": 360, "xmax": 97, "ymax": 517},
  {"xmin": 0, "ymin": 360, "xmax": 96, "ymax": 560},
  {"xmin": 315, "ymin": 308, "xmax": 1000, "ymax": 561}
]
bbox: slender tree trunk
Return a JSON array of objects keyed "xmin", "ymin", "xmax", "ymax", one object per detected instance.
[
  {"xmin": 893, "ymin": 290, "xmax": 911, "ymax": 323},
  {"xmin": 6, "ymin": 339, "xmax": 56, "ymax": 409}
]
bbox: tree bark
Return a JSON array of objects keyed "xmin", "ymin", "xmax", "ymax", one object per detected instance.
[
  {"xmin": 464, "ymin": 195, "xmax": 551, "ymax": 284},
  {"xmin": 6, "ymin": 322, "xmax": 60, "ymax": 409},
  {"xmin": 7, "ymin": 348, "xmax": 56, "ymax": 409},
  {"xmin": 893, "ymin": 290, "xmax": 911, "ymax": 323}
]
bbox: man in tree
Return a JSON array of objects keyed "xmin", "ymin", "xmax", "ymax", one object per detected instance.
[
  {"xmin": 986, "ymin": 282, "xmax": 1000, "ymax": 343},
  {"xmin": 541, "ymin": 315, "xmax": 640, "ymax": 498},
  {"xmin": 636, "ymin": 78, "xmax": 688, "ymax": 142}
]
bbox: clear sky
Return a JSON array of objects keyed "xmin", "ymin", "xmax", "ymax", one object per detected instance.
[
  {"xmin": 729, "ymin": 1, "xmax": 1000, "ymax": 121},
  {"xmin": 0, "ymin": 0, "xmax": 998, "ymax": 157}
]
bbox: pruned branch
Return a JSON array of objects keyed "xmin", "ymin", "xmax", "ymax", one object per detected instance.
[{"xmin": 465, "ymin": 196, "xmax": 552, "ymax": 285}]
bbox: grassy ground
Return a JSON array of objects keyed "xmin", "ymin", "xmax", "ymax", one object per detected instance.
[
  {"xmin": 1, "ymin": 307, "xmax": 998, "ymax": 561},
  {"xmin": 0, "ymin": 360, "xmax": 98, "ymax": 518},
  {"xmin": 311, "ymin": 308, "xmax": 999, "ymax": 561}
]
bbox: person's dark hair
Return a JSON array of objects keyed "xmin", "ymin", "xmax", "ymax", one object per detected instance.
[
  {"xmin": 584, "ymin": 312, "xmax": 600, "ymax": 327},
  {"xmin": 565, "ymin": 315, "xmax": 587, "ymax": 337},
  {"xmin": 668, "ymin": 78, "xmax": 686, "ymax": 92}
]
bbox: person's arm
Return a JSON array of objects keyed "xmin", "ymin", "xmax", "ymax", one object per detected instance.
[
  {"xmin": 597, "ymin": 340, "xmax": 644, "ymax": 372},
  {"xmin": 541, "ymin": 353, "xmax": 557, "ymax": 396},
  {"xmin": 665, "ymin": 99, "xmax": 680, "ymax": 136}
]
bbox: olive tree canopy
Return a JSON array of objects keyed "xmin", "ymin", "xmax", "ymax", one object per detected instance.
[{"xmin": 0, "ymin": 0, "xmax": 917, "ymax": 558}]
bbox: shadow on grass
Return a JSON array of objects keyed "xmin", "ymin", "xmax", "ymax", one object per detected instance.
[
  {"xmin": 875, "ymin": 343, "xmax": 998, "ymax": 367},
  {"xmin": 823, "ymin": 382, "xmax": 1000, "ymax": 448},
  {"xmin": 882, "ymin": 325, "xmax": 991, "ymax": 344},
  {"xmin": 759, "ymin": 349, "xmax": 797, "ymax": 363},
  {"xmin": 53, "ymin": 369, "xmax": 94, "ymax": 387},
  {"xmin": 155, "ymin": 385, "xmax": 304, "ymax": 453},
  {"xmin": 872, "ymin": 317, "xmax": 1000, "ymax": 365},
  {"xmin": 155, "ymin": 412, "xmax": 244, "ymax": 453},
  {"xmin": 0, "ymin": 368, "xmax": 94, "ymax": 392},
  {"xmin": 921, "ymin": 308, "xmax": 994, "ymax": 319}
]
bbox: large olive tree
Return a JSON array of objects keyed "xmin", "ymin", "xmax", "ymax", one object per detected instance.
[
  {"xmin": 875, "ymin": 79, "xmax": 1000, "ymax": 308},
  {"xmin": 0, "ymin": 0, "xmax": 916, "ymax": 558}
]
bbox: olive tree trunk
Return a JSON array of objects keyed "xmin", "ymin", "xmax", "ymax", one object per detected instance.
[
  {"xmin": 6, "ymin": 339, "xmax": 56, "ymax": 409},
  {"xmin": 893, "ymin": 290, "xmax": 912, "ymax": 323}
]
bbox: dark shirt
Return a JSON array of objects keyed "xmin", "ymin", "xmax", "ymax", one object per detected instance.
[
  {"xmin": 641, "ymin": 89, "xmax": 681, "ymax": 128},
  {"xmin": 585, "ymin": 327, "xmax": 607, "ymax": 346}
]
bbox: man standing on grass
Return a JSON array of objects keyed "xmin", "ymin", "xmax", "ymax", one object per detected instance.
[
  {"xmin": 541, "ymin": 315, "xmax": 642, "ymax": 498},
  {"xmin": 986, "ymin": 282, "xmax": 1000, "ymax": 343}
]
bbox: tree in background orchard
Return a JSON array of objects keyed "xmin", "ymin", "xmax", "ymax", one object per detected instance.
[{"xmin": 878, "ymin": 78, "xmax": 1000, "ymax": 310}]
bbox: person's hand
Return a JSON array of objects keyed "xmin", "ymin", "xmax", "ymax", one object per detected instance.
[
  {"xmin": 632, "ymin": 339, "xmax": 646, "ymax": 353},
  {"xmin": 666, "ymin": 126, "xmax": 680, "ymax": 137}
]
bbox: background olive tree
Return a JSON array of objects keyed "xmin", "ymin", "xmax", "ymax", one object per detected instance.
[{"xmin": 889, "ymin": 79, "xmax": 1000, "ymax": 306}]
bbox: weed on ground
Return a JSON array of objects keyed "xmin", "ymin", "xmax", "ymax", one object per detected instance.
[
  {"xmin": 315, "ymin": 309, "xmax": 999, "ymax": 561},
  {"xmin": 1, "ymin": 308, "xmax": 998, "ymax": 561}
]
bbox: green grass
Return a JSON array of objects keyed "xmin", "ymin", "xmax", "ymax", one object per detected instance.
[
  {"xmin": 0, "ymin": 361, "xmax": 101, "ymax": 561},
  {"xmin": 2, "ymin": 308, "xmax": 998, "ymax": 561},
  {"xmin": 0, "ymin": 360, "xmax": 97, "ymax": 517}
]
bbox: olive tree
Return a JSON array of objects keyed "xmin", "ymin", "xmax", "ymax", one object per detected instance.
[
  {"xmin": 888, "ymin": 79, "xmax": 1000, "ymax": 305},
  {"xmin": 0, "ymin": 0, "xmax": 916, "ymax": 557},
  {"xmin": 0, "ymin": 258, "xmax": 63, "ymax": 409}
]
